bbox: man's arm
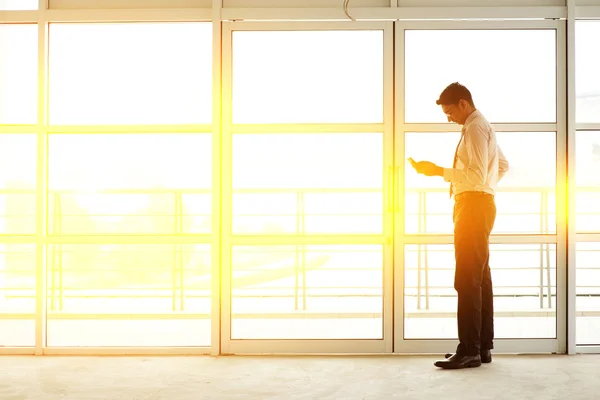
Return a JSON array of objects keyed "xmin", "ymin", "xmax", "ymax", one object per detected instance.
[
  {"xmin": 442, "ymin": 124, "xmax": 489, "ymax": 186},
  {"xmin": 497, "ymin": 144, "xmax": 509, "ymax": 182}
]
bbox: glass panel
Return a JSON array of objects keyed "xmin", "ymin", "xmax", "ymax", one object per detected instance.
[
  {"xmin": 404, "ymin": 244, "xmax": 556, "ymax": 340},
  {"xmin": 232, "ymin": 133, "xmax": 383, "ymax": 235},
  {"xmin": 0, "ymin": 25, "xmax": 37, "ymax": 124},
  {"xmin": 49, "ymin": 23, "xmax": 212, "ymax": 125},
  {"xmin": 576, "ymin": 131, "xmax": 600, "ymax": 233},
  {"xmin": 46, "ymin": 244, "xmax": 211, "ymax": 347},
  {"xmin": 232, "ymin": 30, "xmax": 383, "ymax": 124},
  {"xmin": 231, "ymin": 245, "xmax": 383, "ymax": 339},
  {"xmin": 0, "ymin": 0, "xmax": 37, "ymax": 9},
  {"xmin": 404, "ymin": 132, "xmax": 556, "ymax": 234},
  {"xmin": 576, "ymin": 242, "xmax": 600, "ymax": 345},
  {"xmin": 0, "ymin": 244, "xmax": 35, "ymax": 346},
  {"xmin": 0, "ymin": 135, "xmax": 36, "ymax": 234},
  {"xmin": 48, "ymin": 134, "xmax": 211, "ymax": 235},
  {"xmin": 404, "ymin": 30, "xmax": 556, "ymax": 123},
  {"xmin": 576, "ymin": 21, "xmax": 600, "ymax": 123}
]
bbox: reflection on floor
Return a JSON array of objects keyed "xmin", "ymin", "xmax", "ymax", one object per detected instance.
[{"xmin": 1, "ymin": 354, "xmax": 599, "ymax": 399}]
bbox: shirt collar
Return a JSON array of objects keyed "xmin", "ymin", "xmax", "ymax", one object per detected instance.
[{"xmin": 463, "ymin": 109, "xmax": 481, "ymax": 129}]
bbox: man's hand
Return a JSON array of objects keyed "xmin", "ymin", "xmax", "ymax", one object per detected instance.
[{"xmin": 408, "ymin": 158, "xmax": 443, "ymax": 177}]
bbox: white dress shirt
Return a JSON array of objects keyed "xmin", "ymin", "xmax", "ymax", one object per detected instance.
[{"xmin": 443, "ymin": 110, "xmax": 509, "ymax": 196}]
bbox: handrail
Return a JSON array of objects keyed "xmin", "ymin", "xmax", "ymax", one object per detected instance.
[{"xmin": 0, "ymin": 186, "xmax": 589, "ymax": 313}]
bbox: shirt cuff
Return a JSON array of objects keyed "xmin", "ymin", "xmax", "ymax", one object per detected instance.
[{"xmin": 442, "ymin": 168, "xmax": 454, "ymax": 182}]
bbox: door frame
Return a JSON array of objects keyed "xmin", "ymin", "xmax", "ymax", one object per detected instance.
[
  {"xmin": 220, "ymin": 20, "xmax": 396, "ymax": 354},
  {"xmin": 393, "ymin": 19, "xmax": 567, "ymax": 354}
]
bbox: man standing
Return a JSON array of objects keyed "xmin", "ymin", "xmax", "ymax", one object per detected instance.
[{"xmin": 408, "ymin": 82, "xmax": 509, "ymax": 369}]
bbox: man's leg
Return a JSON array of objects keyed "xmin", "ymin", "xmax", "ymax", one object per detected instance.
[
  {"xmin": 480, "ymin": 199, "xmax": 496, "ymax": 351},
  {"xmin": 435, "ymin": 196, "xmax": 486, "ymax": 368},
  {"xmin": 454, "ymin": 197, "xmax": 487, "ymax": 356},
  {"xmin": 454, "ymin": 262, "xmax": 483, "ymax": 356},
  {"xmin": 454, "ymin": 195, "xmax": 495, "ymax": 355},
  {"xmin": 442, "ymin": 195, "xmax": 496, "ymax": 365},
  {"xmin": 481, "ymin": 259, "xmax": 494, "ymax": 351}
]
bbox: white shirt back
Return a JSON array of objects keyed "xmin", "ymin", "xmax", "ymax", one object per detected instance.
[{"xmin": 442, "ymin": 110, "xmax": 509, "ymax": 196}]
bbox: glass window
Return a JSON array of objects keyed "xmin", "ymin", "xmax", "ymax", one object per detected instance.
[
  {"xmin": 404, "ymin": 132, "xmax": 556, "ymax": 235},
  {"xmin": 0, "ymin": 244, "xmax": 35, "ymax": 346},
  {"xmin": 0, "ymin": 24, "xmax": 37, "ymax": 124},
  {"xmin": 49, "ymin": 134, "xmax": 212, "ymax": 235},
  {"xmin": 404, "ymin": 29, "xmax": 556, "ymax": 123},
  {"xmin": 405, "ymin": 243, "xmax": 556, "ymax": 340},
  {"xmin": 576, "ymin": 131, "xmax": 600, "ymax": 233},
  {"xmin": 232, "ymin": 30, "xmax": 384, "ymax": 124},
  {"xmin": 49, "ymin": 23, "xmax": 212, "ymax": 125},
  {"xmin": 231, "ymin": 244, "xmax": 383, "ymax": 340},
  {"xmin": 576, "ymin": 21, "xmax": 600, "ymax": 123},
  {"xmin": 233, "ymin": 133, "xmax": 383, "ymax": 235},
  {"xmin": 576, "ymin": 242, "xmax": 600, "ymax": 345},
  {"xmin": 0, "ymin": 135, "xmax": 36, "ymax": 234},
  {"xmin": 46, "ymin": 244, "xmax": 211, "ymax": 347},
  {"xmin": 0, "ymin": 0, "xmax": 37, "ymax": 10}
]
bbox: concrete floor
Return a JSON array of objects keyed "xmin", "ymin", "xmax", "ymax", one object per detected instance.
[{"xmin": 1, "ymin": 354, "xmax": 599, "ymax": 400}]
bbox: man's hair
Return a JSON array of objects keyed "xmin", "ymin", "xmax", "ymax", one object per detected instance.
[{"xmin": 436, "ymin": 82, "xmax": 475, "ymax": 107}]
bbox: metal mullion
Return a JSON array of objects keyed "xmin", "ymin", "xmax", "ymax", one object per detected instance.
[
  {"xmin": 556, "ymin": 17, "xmax": 569, "ymax": 355},
  {"xmin": 46, "ymin": 235, "xmax": 213, "ymax": 245},
  {"xmin": 0, "ymin": 348, "xmax": 36, "ymax": 355},
  {"xmin": 219, "ymin": 21, "xmax": 233, "ymax": 355},
  {"xmin": 210, "ymin": 0, "xmax": 223, "ymax": 357},
  {"xmin": 0, "ymin": 236, "xmax": 38, "ymax": 244},
  {"xmin": 575, "ymin": 346, "xmax": 600, "ymax": 353},
  {"xmin": 225, "ymin": 20, "xmax": 392, "ymax": 32},
  {"xmin": 0, "ymin": 11, "xmax": 38, "ymax": 23},
  {"xmin": 45, "ymin": 8, "xmax": 212, "ymax": 23},
  {"xmin": 35, "ymin": 0, "xmax": 49, "ymax": 356},
  {"xmin": 231, "ymin": 124, "xmax": 385, "ymax": 134},
  {"xmin": 382, "ymin": 21, "xmax": 395, "ymax": 353},
  {"xmin": 0, "ymin": 126, "xmax": 39, "ymax": 133},
  {"xmin": 576, "ymin": 6, "xmax": 600, "ymax": 19},
  {"xmin": 228, "ymin": 235, "xmax": 387, "ymax": 246},
  {"xmin": 225, "ymin": 340, "xmax": 386, "ymax": 355},
  {"xmin": 402, "ymin": 123, "xmax": 558, "ymax": 133},
  {"xmin": 576, "ymin": 234, "xmax": 600, "ymax": 242},
  {"xmin": 393, "ymin": 21, "xmax": 406, "ymax": 352},
  {"xmin": 575, "ymin": 124, "xmax": 600, "ymax": 131},
  {"xmin": 398, "ymin": 19, "xmax": 562, "ymax": 31},
  {"xmin": 220, "ymin": 7, "xmax": 566, "ymax": 22},
  {"xmin": 43, "ymin": 347, "xmax": 209, "ymax": 355},
  {"xmin": 394, "ymin": 338, "xmax": 559, "ymax": 355},
  {"xmin": 49, "ymin": 0, "xmax": 207, "ymax": 8},
  {"xmin": 46, "ymin": 125, "xmax": 213, "ymax": 134},
  {"xmin": 403, "ymin": 235, "xmax": 559, "ymax": 245}
]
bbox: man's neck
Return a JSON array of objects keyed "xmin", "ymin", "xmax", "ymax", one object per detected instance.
[{"xmin": 462, "ymin": 108, "xmax": 478, "ymax": 126}]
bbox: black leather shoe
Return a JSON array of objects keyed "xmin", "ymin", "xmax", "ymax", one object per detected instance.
[
  {"xmin": 444, "ymin": 349, "xmax": 492, "ymax": 363},
  {"xmin": 434, "ymin": 353, "xmax": 481, "ymax": 369}
]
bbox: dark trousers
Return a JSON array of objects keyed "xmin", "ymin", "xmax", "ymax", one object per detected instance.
[{"xmin": 452, "ymin": 191, "xmax": 497, "ymax": 356}]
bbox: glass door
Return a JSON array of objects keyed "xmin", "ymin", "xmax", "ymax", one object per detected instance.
[
  {"xmin": 220, "ymin": 21, "xmax": 395, "ymax": 354},
  {"xmin": 394, "ymin": 20, "xmax": 567, "ymax": 354}
]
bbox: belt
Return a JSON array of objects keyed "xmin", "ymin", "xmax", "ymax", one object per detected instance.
[{"xmin": 454, "ymin": 191, "xmax": 494, "ymax": 201}]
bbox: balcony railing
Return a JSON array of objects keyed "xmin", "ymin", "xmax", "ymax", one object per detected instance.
[{"xmin": 0, "ymin": 186, "xmax": 591, "ymax": 318}]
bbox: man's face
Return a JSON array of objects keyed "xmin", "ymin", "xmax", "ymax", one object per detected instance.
[{"xmin": 441, "ymin": 101, "xmax": 467, "ymax": 125}]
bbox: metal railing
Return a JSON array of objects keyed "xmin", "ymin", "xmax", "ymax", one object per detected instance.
[
  {"xmin": 411, "ymin": 187, "xmax": 554, "ymax": 310},
  {"xmin": 0, "ymin": 185, "xmax": 586, "ymax": 317}
]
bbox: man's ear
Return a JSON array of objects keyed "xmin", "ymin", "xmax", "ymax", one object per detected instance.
[{"xmin": 458, "ymin": 99, "xmax": 468, "ymax": 111}]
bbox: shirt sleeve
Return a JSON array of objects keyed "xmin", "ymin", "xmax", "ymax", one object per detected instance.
[{"xmin": 442, "ymin": 123, "xmax": 489, "ymax": 186}]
